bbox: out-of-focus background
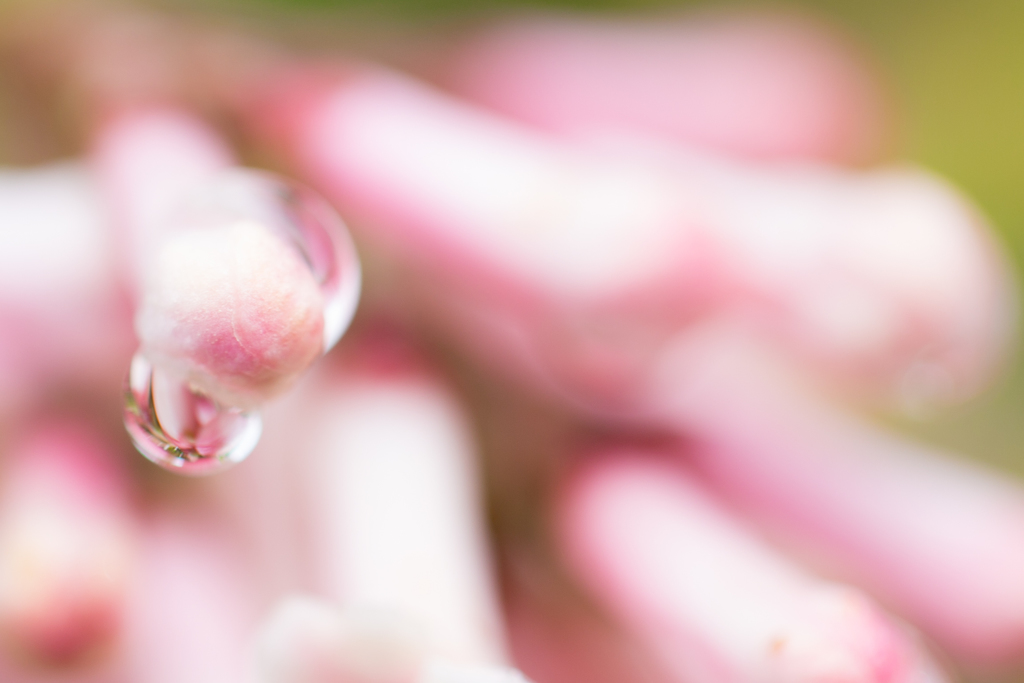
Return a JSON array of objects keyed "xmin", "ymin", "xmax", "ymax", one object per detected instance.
[
  {"xmin": 0, "ymin": 1, "xmax": 1020, "ymax": 681},
  {"xmin": 2, "ymin": 0, "xmax": 1023, "ymax": 476}
]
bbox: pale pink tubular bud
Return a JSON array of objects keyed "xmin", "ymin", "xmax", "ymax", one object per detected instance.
[
  {"xmin": 254, "ymin": 594, "xmax": 530, "ymax": 683},
  {"xmin": 133, "ymin": 205, "xmax": 327, "ymax": 407},
  {"xmin": 255, "ymin": 594, "xmax": 425, "ymax": 683},
  {"xmin": 686, "ymin": 158, "xmax": 1013, "ymax": 408},
  {"xmin": 257, "ymin": 345, "xmax": 523, "ymax": 682},
  {"xmin": 93, "ymin": 108, "xmax": 339, "ymax": 408},
  {"xmin": 0, "ymin": 163, "xmax": 131, "ymax": 413},
  {"xmin": 446, "ymin": 13, "xmax": 888, "ymax": 164},
  {"xmin": 249, "ymin": 67, "xmax": 722, "ymax": 412},
  {"xmin": 558, "ymin": 453, "xmax": 946, "ymax": 683},
  {"xmin": 0, "ymin": 421, "xmax": 135, "ymax": 669},
  {"xmin": 91, "ymin": 107, "xmax": 235, "ymax": 287},
  {"xmin": 120, "ymin": 509, "xmax": 259, "ymax": 683},
  {"xmin": 644, "ymin": 327, "xmax": 1024, "ymax": 669},
  {"xmin": 503, "ymin": 551, "xmax": 678, "ymax": 683},
  {"xmin": 253, "ymin": 67, "xmax": 1010, "ymax": 408},
  {"xmin": 301, "ymin": 359, "xmax": 508, "ymax": 670}
]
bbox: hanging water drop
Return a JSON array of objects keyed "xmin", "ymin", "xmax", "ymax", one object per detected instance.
[{"xmin": 123, "ymin": 169, "xmax": 360, "ymax": 475}]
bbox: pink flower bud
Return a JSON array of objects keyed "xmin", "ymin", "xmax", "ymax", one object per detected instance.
[
  {"xmin": 91, "ymin": 108, "xmax": 235, "ymax": 287},
  {"xmin": 95, "ymin": 107, "xmax": 359, "ymax": 470},
  {"xmin": 120, "ymin": 509, "xmax": 259, "ymax": 683},
  {"xmin": 644, "ymin": 327, "xmax": 1024, "ymax": 669},
  {"xmin": 94, "ymin": 109, "xmax": 332, "ymax": 407},
  {"xmin": 250, "ymin": 67, "xmax": 1010, "ymax": 409},
  {"xmin": 299, "ymin": 349, "xmax": 507, "ymax": 668},
  {"xmin": 251, "ymin": 339, "xmax": 531, "ymax": 682},
  {"xmin": 254, "ymin": 593, "xmax": 534, "ymax": 683},
  {"xmin": 0, "ymin": 422, "xmax": 135, "ymax": 668},
  {"xmin": 254, "ymin": 595, "xmax": 427, "ymax": 683},
  {"xmin": 446, "ymin": 13, "xmax": 888, "ymax": 164},
  {"xmin": 557, "ymin": 453, "xmax": 946, "ymax": 683},
  {"xmin": 0, "ymin": 163, "xmax": 132, "ymax": 414},
  {"xmin": 503, "ymin": 550, "xmax": 678, "ymax": 683},
  {"xmin": 135, "ymin": 215, "xmax": 326, "ymax": 407}
]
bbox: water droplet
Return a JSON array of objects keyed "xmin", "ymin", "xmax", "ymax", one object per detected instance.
[
  {"xmin": 124, "ymin": 354, "xmax": 261, "ymax": 475},
  {"xmin": 123, "ymin": 170, "xmax": 360, "ymax": 475}
]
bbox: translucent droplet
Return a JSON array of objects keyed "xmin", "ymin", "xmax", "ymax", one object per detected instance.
[
  {"xmin": 123, "ymin": 169, "xmax": 361, "ymax": 475},
  {"xmin": 124, "ymin": 354, "xmax": 262, "ymax": 475}
]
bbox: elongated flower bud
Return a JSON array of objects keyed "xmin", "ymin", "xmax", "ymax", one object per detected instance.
[
  {"xmin": 254, "ymin": 342, "xmax": 524, "ymax": 682},
  {"xmin": 0, "ymin": 422, "xmax": 135, "ymax": 669},
  {"xmin": 558, "ymin": 452, "xmax": 946, "ymax": 683},
  {"xmin": 447, "ymin": 13, "xmax": 887, "ymax": 164},
  {"xmin": 645, "ymin": 327, "xmax": 1024, "ymax": 669},
  {"xmin": 249, "ymin": 67, "xmax": 1010, "ymax": 410},
  {"xmin": 0, "ymin": 163, "xmax": 131, "ymax": 414},
  {"xmin": 93, "ymin": 108, "xmax": 359, "ymax": 472}
]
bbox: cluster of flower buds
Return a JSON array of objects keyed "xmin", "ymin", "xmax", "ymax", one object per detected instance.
[{"xmin": 0, "ymin": 3, "xmax": 1020, "ymax": 683}]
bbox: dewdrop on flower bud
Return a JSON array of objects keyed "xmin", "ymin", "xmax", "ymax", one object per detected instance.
[{"xmin": 124, "ymin": 169, "xmax": 360, "ymax": 475}]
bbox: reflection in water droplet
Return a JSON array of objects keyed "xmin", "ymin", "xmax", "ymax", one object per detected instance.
[
  {"xmin": 123, "ymin": 170, "xmax": 360, "ymax": 475},
  {"xmin": 124, "ymin": 354, "xmax": 262, "ymax": 475}
]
